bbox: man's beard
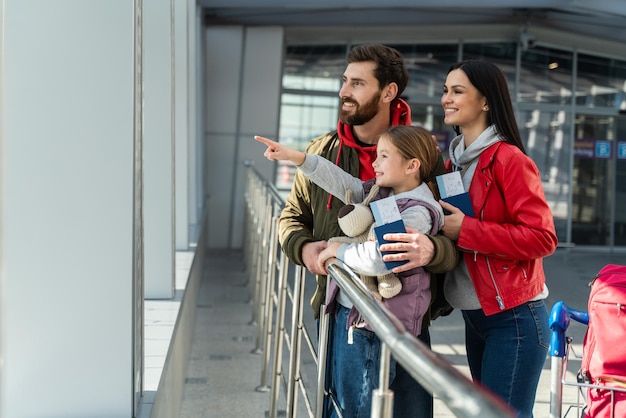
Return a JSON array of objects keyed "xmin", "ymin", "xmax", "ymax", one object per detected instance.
[{"xmin": 339, "ymin": 91, "xmax": 381, "ymax": 125}]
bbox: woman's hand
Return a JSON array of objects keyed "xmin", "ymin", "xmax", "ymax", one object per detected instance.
[
  {"xmin": 254, "ymin": 135, "xmax": 306, "ymax": 166},
  {"xmin": 379, "ymin": 228, "xmax": 434, "ymax": 273},
  {"xmin": 440, "ymin": 200, "xmax": 464, "ymax": 241}
]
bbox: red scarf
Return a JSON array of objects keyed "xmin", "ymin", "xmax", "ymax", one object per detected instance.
[{"xmin": 328, "ymin": 98, "xmax": 412, "ymax": 209}]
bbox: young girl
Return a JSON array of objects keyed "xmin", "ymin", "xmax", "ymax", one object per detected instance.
[
  {"xmin": 439, "ymin": 59, "xmax": 558, "ymax": 418},
  {"xmin": 255, "ymin": 125, "xmax": 444, "ymax": 334}
]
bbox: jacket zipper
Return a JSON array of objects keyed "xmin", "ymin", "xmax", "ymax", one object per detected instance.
[
  {"xmin": 486, "ymin": 256, "xmax": 505, "ymax": 310},
  {"xmin": 478, "ymin": 206, "xmax": 505, "ymax": 310},
  {"xmin": 459, "ymin": 248, "xmax": 505, "ymax": 311}
]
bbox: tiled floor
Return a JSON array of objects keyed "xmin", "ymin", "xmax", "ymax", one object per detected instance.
[
  {"xmin": 139, "ymin": 251, "xmax": 195, "ymax": 417},
  {"xmin": 145, "ymin": 251, "xmax": 195, "ymax": 390}
]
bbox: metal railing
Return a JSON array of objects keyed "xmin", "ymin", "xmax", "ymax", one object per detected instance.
[{"xmin": 243, "ymin": 165, "xmax": 517, "ymax": 418}]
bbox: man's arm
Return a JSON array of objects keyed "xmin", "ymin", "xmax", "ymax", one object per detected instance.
[
  {"xmin": 424, "ymin": 233, "xmax": 459, "ymax": 273},
  {"xmin": 279, "ymin": 171, "xmax": 330, "ymax": 275},
  {"xmin": 279, "ymin": 169, "xmax": 316, "ymax": 266}
]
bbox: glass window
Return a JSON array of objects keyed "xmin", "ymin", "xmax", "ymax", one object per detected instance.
[
  {"xmin": 576, "ymin": 53, "xmax": 626, "ymax": 109},
  {"xmin": 388, "ymin": 44, "xmax": 459, "ymax": 104},
  {"xmin": 279, "ymin": 93, "xmax": 338, "ymax": 145},
  {"xmin": 520, "ymin": 46, "xmax": 573, "ymax": 105},
  {"xmin": 518, "ymin": 108, "xmax": 573, "ymax": 242},
  {"xmin": 277, "ymin": 45, "xmax": 347, "ymax": 190},
  {"xmin": 282, "ymin": 44, "xmax": 346, "ymax": 92},
  {"xmin": 276, "ymin": 93, "xmax": 339, "ymax": 190},
  {"xmin": 390, "ymin": 44, "xmax": 459, "ymax": 159},
  {"xmin": 571, "ymin": 115, "xmax": 615, "ymax": 246},
  {"xmin": 462, "ymin": 43, "xmax": 518, "ymax": 91}
]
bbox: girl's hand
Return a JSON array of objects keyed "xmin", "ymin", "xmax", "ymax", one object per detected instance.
[
  {"xmin": 254, "ymin": 136, "xmax": 306, "ymax": 166},
  {"xmin": 440, "ymin": 200, "xmax": 464, "ymax": 241},
  {"xmin": 317, "ymin": 241, "xmax": 342, "ymax": 274}
]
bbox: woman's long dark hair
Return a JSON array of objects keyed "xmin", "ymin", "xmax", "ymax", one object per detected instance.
[{"xmin": 448, "ymin": 59, "xmax": 526, "ymax": 154}]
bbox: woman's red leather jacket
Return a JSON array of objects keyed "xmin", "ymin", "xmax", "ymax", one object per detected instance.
[{"xmin": 446, "ymin": 142, "xmax": 558, "ymax": 316}]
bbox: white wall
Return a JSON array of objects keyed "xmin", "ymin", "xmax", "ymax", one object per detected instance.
[
  {"xmin": 204, "ymin": 26, "xmax": 283, "ymax": 248},
  {"xmin": 1, "ymin": 1, "xmax": 135, "ymax": 416}
]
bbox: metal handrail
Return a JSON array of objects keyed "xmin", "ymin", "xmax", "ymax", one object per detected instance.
[
  {"xmin": 243, "ymin": 165, "xmax": 518, "ymax": 418},
  {"xmin": 326, "ymin": 260, "xmax": 517, "ymax": 418}
]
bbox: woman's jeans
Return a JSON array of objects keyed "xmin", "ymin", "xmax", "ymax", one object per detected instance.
[
  {"xmin": 462, "ymin": 300, "xmax": 550, "ymax": 418},
  {"xmin": 325, "ymin": 304, "xmax": 433, "ymax": 418}
]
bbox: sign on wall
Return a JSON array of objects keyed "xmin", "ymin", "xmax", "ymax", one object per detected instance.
[{"xmin": 574, "ymin": 138, "xmax": 613, "ymax": 159}]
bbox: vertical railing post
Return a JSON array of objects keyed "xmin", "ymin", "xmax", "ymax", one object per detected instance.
[
  {"xmin": 242, "ymin": 171, "xmax": 250, "ymax": 266},
  {"xmin": 269, "ymin": 253, "xmax": 290, "ymax": 417},
  {"xmin": 256, "ymin": 215, "xmax": 279, "ymax": 391},
  {"xmin": 286, "ymin": 266, "xmax": 307, "ymax": 417},
  {"xmin": 243, "ymin": 169, "xmax": 258, "ymax": 280},
  {"xmin": 247, "ymin": 178, "xmax": 261, "ymax": 318},
  {"xmin": 549, "ymin": 356, "xmax": 563, "ymax": 418},
  {"xmin": 250, "ymin": 187, "xmax": 269, "ymax": 328},
  {"xmin": 316, "ymin": 291, "xmax": 331, "ymax": 418},
  {"xmin": 371, "ymin": 344, "xmax": 394, "ymax": 418}
]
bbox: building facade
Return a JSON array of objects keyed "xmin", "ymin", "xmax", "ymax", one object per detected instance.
[{"xmin": 277, "ymin": 39, "xmax": 626, "ymax": 248}]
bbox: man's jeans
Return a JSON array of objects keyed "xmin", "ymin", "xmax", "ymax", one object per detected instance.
[
  {"xmin": 325, "ymin": 304, "xmax": 433, "ymax": 418},
  {"xmin": 462, "ymin": 300, "xmax": 550, "ymax": 418}
]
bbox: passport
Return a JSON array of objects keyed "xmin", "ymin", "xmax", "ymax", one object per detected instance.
[
  {"xmin": 436, "ymin": 172, "xmax": 475, "ymax": 217},
  {"xmin": 372, "ymin": 220, "xmax": 408, "ymax": 270},
  {"xmin": 370, "ymin": 197, "xmax": 408, "ymax": 270}
]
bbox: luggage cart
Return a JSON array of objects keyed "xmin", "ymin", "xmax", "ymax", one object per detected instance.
[{"xmin": 549, "ymin": 301, "xmax": 626, "ymax": 418}]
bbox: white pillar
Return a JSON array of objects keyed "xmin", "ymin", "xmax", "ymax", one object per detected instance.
[
  {"xmin": 174, "ymin": 0, "xmax": 190, "ymax": 250},
  {"xmin": 1, "ymin": 1, "xmax": 135, "ymax": 416},
  {"xmin": 144, "ymin": 0, "xmax": 175, "ymax": 299},
  {"xmin": 188, "ymin": 0, "xmax": 203, "ymax": 244}
]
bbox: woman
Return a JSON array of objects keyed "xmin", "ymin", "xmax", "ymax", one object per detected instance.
[{"xmin": 438, "ymin": 59, "xmax": 558, "ymax": 418}]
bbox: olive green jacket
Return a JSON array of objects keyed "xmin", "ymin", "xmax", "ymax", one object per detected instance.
[{"xmin": 278, "ymin": 130, "xmax": 458, "ymax": 322}]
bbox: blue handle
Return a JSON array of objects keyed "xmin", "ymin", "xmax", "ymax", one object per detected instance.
[{"xmin": 548, "ymin": 301, "xmax": 589, "ymax": 357}]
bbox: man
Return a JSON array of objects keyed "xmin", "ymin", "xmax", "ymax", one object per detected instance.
[{"xmin": 278, "ymin": 44, "xmax": 457, "ymax": 418}]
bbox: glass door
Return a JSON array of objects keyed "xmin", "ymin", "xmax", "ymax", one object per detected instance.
[
  {"xmin": 614, "ymin": 117, "xmax": 626, "ymax": 246},
  {"xmin": 571, "ymin": 115, "xmax": 616, "ymax": 246}
]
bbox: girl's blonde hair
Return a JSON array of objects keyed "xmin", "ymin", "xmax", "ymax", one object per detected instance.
[{"xmin": 381, "ymin": 125, "xmax": 439, "ymax": 183}]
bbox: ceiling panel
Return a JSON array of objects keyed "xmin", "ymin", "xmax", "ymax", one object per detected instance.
[{"xmin": 199, "ymin": 2, "xmax": 626, "ymax": 45}]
